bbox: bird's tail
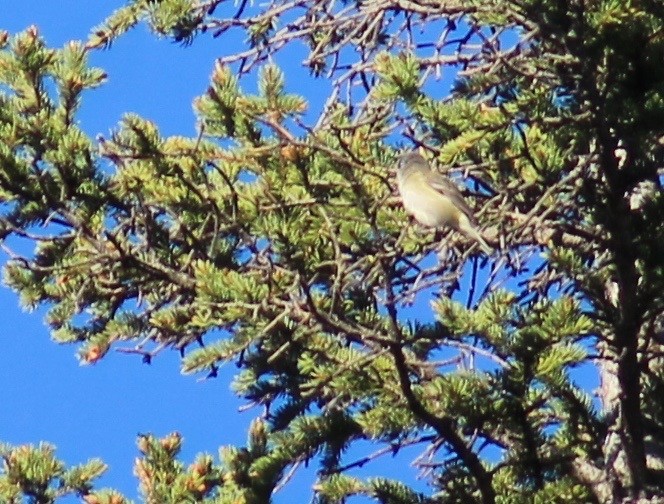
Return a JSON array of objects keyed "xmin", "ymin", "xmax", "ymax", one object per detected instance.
[{"xmin": 458, "ymin": 219, "xmax": 493, "ymax": 255}]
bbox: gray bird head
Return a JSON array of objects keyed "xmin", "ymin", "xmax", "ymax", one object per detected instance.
[
  {"xmin": 396, "ymin": 151, "xmax": 428, "ymax": 170},
  {"xmin": 395, "ymin": 152, "xmax": 430, "ymax": 183}
]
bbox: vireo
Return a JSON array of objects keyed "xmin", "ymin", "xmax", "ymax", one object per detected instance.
[{"xmin": 396, "ymin": 151, "xmax": 492, "ymax": 255}]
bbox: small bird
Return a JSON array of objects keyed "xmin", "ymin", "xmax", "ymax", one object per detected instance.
[{"xmin": 395, "ymin": 151, "xmax": 492, "ymax": 254}]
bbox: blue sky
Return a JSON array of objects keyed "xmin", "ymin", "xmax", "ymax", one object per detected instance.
[{"xmin": 0, "ymin": 3, "xmax": 599, "ymax": 502}]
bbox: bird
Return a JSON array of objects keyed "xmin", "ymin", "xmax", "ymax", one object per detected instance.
[{"xmin": 395, "ymin": 151, "xmax": 492, "ymax": 255}]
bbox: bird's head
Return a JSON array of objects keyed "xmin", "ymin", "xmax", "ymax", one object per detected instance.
[{"xmin": 395, "ymin": 151, "xmax": 429, "ymax": 172}]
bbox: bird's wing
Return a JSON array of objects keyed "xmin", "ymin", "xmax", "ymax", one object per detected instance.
[{"xmin": 425, "ymin": 171, "xmax": 478, "ymax": 224}]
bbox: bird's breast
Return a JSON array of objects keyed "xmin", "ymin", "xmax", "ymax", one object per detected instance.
[{"xmin": 398, "ymin": 177, "xmax": 458, "ymax": 228}]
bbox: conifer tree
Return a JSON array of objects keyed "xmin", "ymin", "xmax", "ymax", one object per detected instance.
[{"xmin": 1, "ymin": 1, "xmax": 663, "ymax": 503}]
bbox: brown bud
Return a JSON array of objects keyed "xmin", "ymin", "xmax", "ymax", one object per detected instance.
[
  {"xmin": 280, "ymin": 144, "xmax": 299, "ymax": 162},
  {"xmin": 84, "ymin": 345, "xmax": 104, "ymax": 364},
  {"xmin": 160, "ymin": 432, "xmax": 181, "ymax": 451},
  {"xmin": 137, "ymin": 435, "xmax": 150, "ymax": 454}
]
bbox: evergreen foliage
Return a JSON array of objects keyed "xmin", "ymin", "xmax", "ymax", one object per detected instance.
[{"xmin": 1, "ymin": 1, "xmax": 663, "ymax": 502}]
